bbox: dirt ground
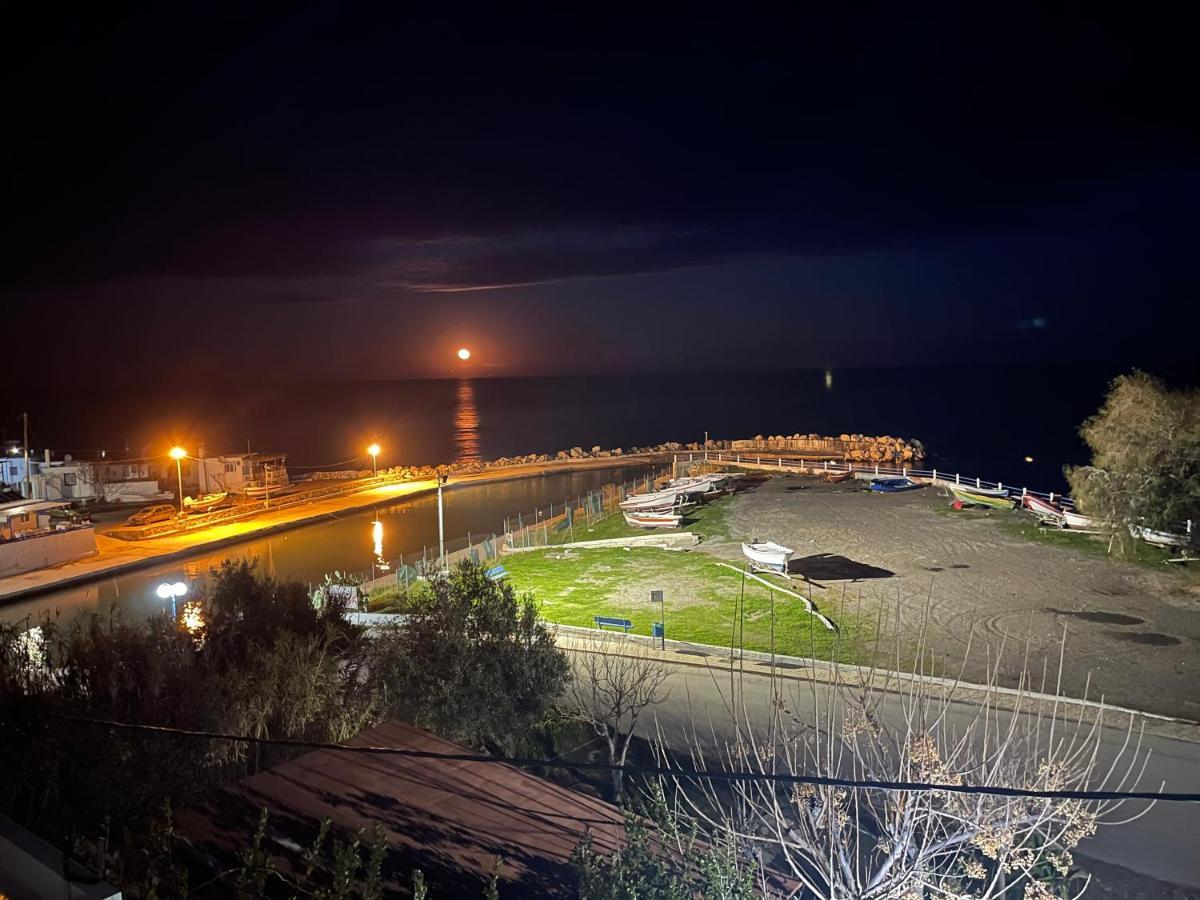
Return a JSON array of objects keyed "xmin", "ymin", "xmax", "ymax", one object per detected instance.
[{"xmin": 712, "ymin": 474, "xmax": 1200, "ymax": 720}]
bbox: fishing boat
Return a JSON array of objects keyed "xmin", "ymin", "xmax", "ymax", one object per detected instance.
[
  {"xmin": 825, "ymin": 470, "xmax": 853, "ymax": 483},
  {"xmin": 665, "ymin": 477, "xmax": 715, "ymax": 497},
  {"xmin": 623, "ymin": 509, "xmax": 682, "ymax": 529},
  {"xmin": 183, "ymin": 491, "xmax": 229, "ymax": 513},
  {"xmin": 1022, "ymin": 495, "xmax": 1064, "ymax": 520},
  {"xmin": 1129, "ymin": 524, "xmax": 1191, "ymax": 549},
  {"xmin": 741, "ymin": 540, "xmax": 794, "ymax": 573},
  {"xmin": 869, "ymin": 477, "xmax": 923, "ymax": 493},
  {"xmin": 949, "ymin": 486, "xmax": 1014, "ymax": 509},
  {"xmin": 1062, "ymin": 509, "xmax": 1112, "ymax": 532}
]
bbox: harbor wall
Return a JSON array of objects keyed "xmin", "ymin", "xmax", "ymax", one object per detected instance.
[{"xmin": 0, "ymin": 528, "xmax": 98, "ymax": 578}]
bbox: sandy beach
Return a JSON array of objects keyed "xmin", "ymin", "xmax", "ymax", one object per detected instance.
[{"xmin": 711, "ymin": 474, "xmax": 1200, "ymax": 720}]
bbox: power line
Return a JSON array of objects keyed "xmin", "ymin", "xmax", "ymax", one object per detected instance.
[{"xmin": 48, "ymin": 713, "xmax": 1198, "ymax": 804}]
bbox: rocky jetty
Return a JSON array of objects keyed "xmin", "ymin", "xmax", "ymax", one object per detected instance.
[{"xmin": 731, "ymin": 433, "xmax": 924, "ymax": 463}]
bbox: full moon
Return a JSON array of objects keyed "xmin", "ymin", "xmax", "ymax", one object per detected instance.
[{"xmin": 457, "ymin": 347, "xmax": 471, "ymax": 360}]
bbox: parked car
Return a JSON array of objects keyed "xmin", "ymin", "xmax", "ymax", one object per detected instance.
[{"xmin": 125, "ymin": 504, "xmax": 177, "ymax": 527}]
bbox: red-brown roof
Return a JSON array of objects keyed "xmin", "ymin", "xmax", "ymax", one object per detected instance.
[{"xmin": 176, "ymin": 720, "xmax": 628, "ymax": 897}]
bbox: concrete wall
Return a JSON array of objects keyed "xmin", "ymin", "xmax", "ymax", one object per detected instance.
[{"xmin": 0, "ymin": 527, "xmax": 98, "ymax": 577}]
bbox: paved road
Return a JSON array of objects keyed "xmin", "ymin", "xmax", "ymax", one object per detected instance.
[{"xmin": 563, "ymin": 647, "xmax": 1200, "ymax": 889}]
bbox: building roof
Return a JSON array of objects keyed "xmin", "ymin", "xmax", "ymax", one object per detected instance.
[
  {"xmin": 0, "ymin": 499, "xmax": 71, "ymax": 519},
  {"xmin": 176, "ymin": 720, "xmax": 628, "ymax": 897}
]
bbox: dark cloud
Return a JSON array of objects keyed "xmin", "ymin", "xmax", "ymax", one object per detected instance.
[{"xmin": 1, "ymin": 5, "xmax": 1196, "ymax": 377}]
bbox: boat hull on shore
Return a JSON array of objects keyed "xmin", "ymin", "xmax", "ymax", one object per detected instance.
[
  {"xmin": 741, "ymin": 540, "xmax": 794, "ymax": 573},
  {"xmin": 870, "ymin": 477, "xmax": 922, "ymax": 493},
  {"xmin": 1023, "ymin": 495, "xmax": 1064, "ymax": 520},
  {"xmin": 950, "ymin": 486, "xmax": 1014, "ymax": 509},
  {"xmin": 623, "ymin": 509, "xmax": 682, "ymax": 529},
  {"xmin": 1062, "ymin": 510, "xmax": 1112, "ymax": 532}
]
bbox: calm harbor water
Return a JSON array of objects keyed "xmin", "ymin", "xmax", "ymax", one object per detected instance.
[
  {"xmin": 2, "ymin": 465, "xmax": 656, "ymax": 625},
  {"xmin": 9, "ymin": 364, "xmax": 1197, "ymax": 494}
]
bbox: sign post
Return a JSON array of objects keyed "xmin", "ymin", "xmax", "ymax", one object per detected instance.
[{"xmin": 651, "ymin": 589, "xmax": 664, "ymax": 648}]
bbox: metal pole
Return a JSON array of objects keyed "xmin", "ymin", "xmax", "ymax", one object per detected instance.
[
  {"xmin": 21, "ymin": 411, "xmax": 30, "ymax": 499},
  {"xmin": 176, "ymin": 457, "xmax": 184, "ymax": 513},
  {"xmin": 437, "ymin": 475, "xmax": 447, "ymax": 568}
]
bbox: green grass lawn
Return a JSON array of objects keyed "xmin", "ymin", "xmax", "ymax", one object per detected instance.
[{"xmin": 500, "ymin": 545, "xmax": 865, "ymax": 662}]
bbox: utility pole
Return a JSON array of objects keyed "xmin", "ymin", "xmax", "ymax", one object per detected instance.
[
  {"xmin": 21, "ymin": 412, "xmax": 30, "ymax": 499},
  {"xmin": 437, "ymin": 474, "xmax": 448, "ymax": 569}
]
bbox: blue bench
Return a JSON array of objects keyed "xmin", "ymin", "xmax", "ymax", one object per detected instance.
[
  {"xmin": 594, "ymin": 616, "xmax": 633, "ymax": 632},
  {"xmin": 485, "ymin": 565, "xmax": 509, "ymax": 581}
]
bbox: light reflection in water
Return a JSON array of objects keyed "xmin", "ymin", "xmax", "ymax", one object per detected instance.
[
  {"xmin": 454, "ymin": 379, "xmax": 481, "ymax": 462},
  {"xmin": 372, "ymin": 518, "xmax": 389, "ymax": 571}
]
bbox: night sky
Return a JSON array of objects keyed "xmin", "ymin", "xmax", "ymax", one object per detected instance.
[{"xmin": 4, "ymin": 6, "xmax": 1197, "ymax": 384}]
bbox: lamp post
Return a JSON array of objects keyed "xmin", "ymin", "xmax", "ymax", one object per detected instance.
[
  {"xmin": 169, "ymin": 446, "xmax": 187, "ymax": 513},
  {"xmin": 437, "ymin": 474, "xmax": 447, "ymax": 568},
  {"xmin": 156, "ymin": 580, "xmax": 187, "ymax": 618},
  {"xmin": 367, "ymin": 443, "xmax": 381, "ymax": 477}
]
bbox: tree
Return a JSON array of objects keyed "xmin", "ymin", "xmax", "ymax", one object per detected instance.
[
  {"xmin": 564, "ymin": 637, "xmax": 671, "ymax": 802},
  {"xmin": 651, "ymin": 622, "xmax": 1151, "ymax": 899},
  {"xmin": 1066, "ymin": 370, "xmax": 1200, "ymax": 554},
  {"xmin": 367, "ymin": 561, "xmax": 570, "ymax": 752}
]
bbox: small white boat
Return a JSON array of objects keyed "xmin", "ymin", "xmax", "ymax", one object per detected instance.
[
  {"xmin": 1023, "ymin": 495, "xmax": 1064, "ymax": 520},
  {"xmin": 1129, "ymin": 524, "xmax": 1191, "ymax": 549},
  {"xmin": 663, "ymin": 477, "xmax": 714, "ymax": 496},
  {"xmin": 619, "ymin": 490, "xmax": 684, "ymax": 511},
  {"xmin": 741, "ymin": 540, "xmax": 794, "ymax": 573},
  {"xmin": 623, "ymin": 509, "xmax": 682, "ymax": 529},
  {"xmin": 183, "ymin": 491, "xmax": 229, "ymax": 513},
  {"xmin": 1062, "ymin": 509, "xmax": 1112, "ymax": 532}
]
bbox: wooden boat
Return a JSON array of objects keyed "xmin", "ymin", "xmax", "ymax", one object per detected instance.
[
  {"xmin": 183, "ymin": 491, "xmax": 229, "ymax": 513},
  {"xmin": 870, "ymin": 477, "xmax": 923, "ymax": 493},
  {"xmin": 1129, "ymin": 524, "xmax": 1191, "ymax": 549},
  {"xmin": 741, "ymin": 540, "xmax": 794, "ymax": 573},
  {"xmin": 1062, "ymin": 509, "xmax": 1112, "ymax": 532},
  {"xmin": 623, "ymin": 509, "xmax": 682, "ymax": 529},
  {"xmin": 825, "ymin": 470, "xmax": 852, "ymax": 483},
  {"xmin": 1023, "ymin": 495, "xmax": 1064, "ymax": 520},
  {"xmin": 665, "ymin": 477, "xmax": 715, "ymax": 497},
  {"xmin": 950, "ymin": 486, "xmax": 1014, "ymax": 509}
]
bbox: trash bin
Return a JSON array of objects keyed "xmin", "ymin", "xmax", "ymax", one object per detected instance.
[{"xmin": 652, "ymin": 622, "xmax": 664, "ymax": 640}]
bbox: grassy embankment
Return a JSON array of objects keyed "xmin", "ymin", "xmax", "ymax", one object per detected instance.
[{"xmin": 371, "ymin": 497, "xmax": 864, "ymax": 662}]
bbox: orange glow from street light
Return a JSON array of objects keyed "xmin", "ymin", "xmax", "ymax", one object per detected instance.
[
  {"xmin": 367, "ymin": 443, "xmax": 381, "ymax": 457},
  {"xmin": 169, "ymin": 446, "xmax": 187, "ymax": 460},
  {"xmin": 457, "ymin": 347, "xmax": 471, "ymax": 360}
]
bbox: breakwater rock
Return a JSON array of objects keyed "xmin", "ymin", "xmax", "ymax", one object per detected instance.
[{"xmin": 730, "ymin": 433, "xmax": 924, "ymax": 463}]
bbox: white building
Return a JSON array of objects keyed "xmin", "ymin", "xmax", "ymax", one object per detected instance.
[
  {"xmin": 189, "ymin": 452, "xmax": 289, "ymax": 495},
  {"xmin": 0, "ymin": 453, "xmax": 170, "ymax": 504}
]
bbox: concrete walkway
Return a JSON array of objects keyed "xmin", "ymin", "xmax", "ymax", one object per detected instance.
[
  {"xmin": 0, "ymin": 454, "xmax": 667, "ymax": 605},
  {"xmin": 553, "ymin": 630, "xmax": 1200, "ymax": 888}
]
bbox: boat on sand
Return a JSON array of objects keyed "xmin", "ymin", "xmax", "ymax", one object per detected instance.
[
  {"xmin": 870, "ymin": 477, "xmax": 923, "ymax": 493},
  {"xmin": 1062, "ymin": 510, "xmax": 1112, "ymax": 532},
  {"xmin": 1129, "ymin": 524, "xmax": 1191, "ymax": 549},
  {"xmin": 1023, "ymin": 495, "xmax": 1064, "ymax": 520},
  {"xmin": 949, "ymin": 486, "xmax": 1014, "ymax": 509},
  {"xmin": 623, "ymin": 509, "xmax": 682, "ymax": 529},
  {"xmin": 741, "ymin": 540, "xmax": 794, "ymax": 573}
]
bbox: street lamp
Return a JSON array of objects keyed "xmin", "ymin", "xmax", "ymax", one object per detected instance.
[
  {"xmin": 156, "ymin": 580, "xmax": 187, "ymax": 617},
  {"xmin": 169, "ymin": 446, "xmax": 187, "ymax": 513},
  {"xmin": 367, "ymin": 443, "xmax": 381, "ymax": 477}
]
